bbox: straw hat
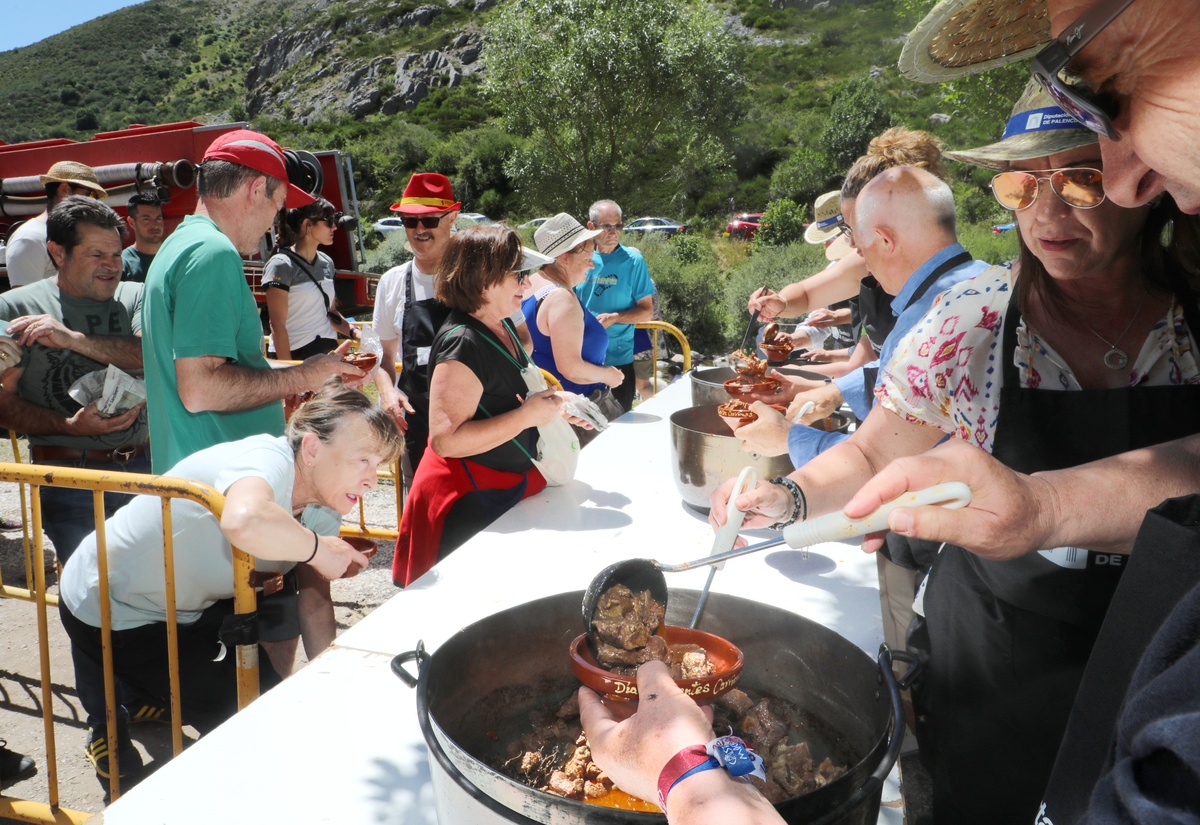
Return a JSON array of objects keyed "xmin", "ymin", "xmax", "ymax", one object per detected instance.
[
  {"xmin": 945, "ymin": 77, "xmax": 1097, "ymax": 170},
  {"xmin": 39, "ymin": 161, "xmax": 107, "ymax": 198},
  {"xmin": 899, "ymin": 0, "xmax": 1050, "ymax": 83},
  {"xmin": 533, "ymin": 213, "xmax": 601, "ymax": 258},
  {"xmin": 804, "ymin": 191, "xmax": 844, "ymax": 244}
]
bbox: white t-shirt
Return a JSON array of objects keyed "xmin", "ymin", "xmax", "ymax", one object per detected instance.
[
  {"xmin": 262, "ymin": 250, "xmax": 338, "ymax": 353},
  {"xmin": 60, "ymin": 434, "xmax": 341, "ymax": 630},
  {"xmin": 6, "ymin": 214, "xmax": 56, "ymax": 286}
]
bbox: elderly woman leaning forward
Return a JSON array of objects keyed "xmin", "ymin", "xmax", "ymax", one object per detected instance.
[
  {"xmin": 58, "ymin": 384, "xmax": 401, "ymax": 774},
  {"xmin": 394, "ymin": 225, "xmax": 586, "ymax": 587},
  {"xmin": 711, "ymin": 80, "xmax": 1200, "ymax": 825}
]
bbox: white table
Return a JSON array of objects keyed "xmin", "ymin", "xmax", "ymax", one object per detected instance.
[{"xmin": 101, "ymin": 380, "xmax": 901, "ymax": 824}]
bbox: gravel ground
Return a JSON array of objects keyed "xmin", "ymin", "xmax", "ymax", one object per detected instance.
[{"xmin": 0, "ymin": 436, "xmax": 403, "ymax": 819}]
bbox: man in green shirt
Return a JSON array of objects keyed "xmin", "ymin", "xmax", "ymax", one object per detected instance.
[{"xmin": 141, "ymin": 129, "xmax": 362, "ymax": 473}]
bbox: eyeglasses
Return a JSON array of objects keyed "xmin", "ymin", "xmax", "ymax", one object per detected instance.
[
  {"xmin": 595, "ymin": 223, "xmax": 622, "ymax": 232},
  {"xmin": 399, "ymin": 213, "xmax": 447, "ymax": 229},
  {"xmin": 990, "ymin": 167, "xmax": 1107, "ymax": 211},
  {"xmin": 837, "ymin": 223, "xmax": 854, "ymax": 245},
  {"xmin": 1029, "ymin": 0, "xmax": 1138, "ymax": 140},
  {"xmin": 513, "ymin": 270, "xmax": 530, "ymax": 286}
]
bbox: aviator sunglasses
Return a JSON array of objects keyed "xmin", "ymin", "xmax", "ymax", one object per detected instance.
[
  {"xmin": 1030, "ymin": 0, "xmax": 1138, "ymax": 140},
  {"xmin": 990, "ymin": 167, "xmax": 1107, "ymax": 211}
]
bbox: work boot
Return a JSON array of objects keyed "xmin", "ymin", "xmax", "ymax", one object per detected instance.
[
  {"xmin": 0, "ymin": 740, "xmax": 36, "ymax": 786},
  {"xmin": 85, "ymin": 727, "xmax": 142, "ymax": 780}
]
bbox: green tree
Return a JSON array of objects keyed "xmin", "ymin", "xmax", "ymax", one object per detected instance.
[
  {"xmin": 819, "ymin": 75, "xmax": 895, "ymax": 172},
  {"xmin": 483, "ymin": 0, "xmax": 745, "ymax": 215}
]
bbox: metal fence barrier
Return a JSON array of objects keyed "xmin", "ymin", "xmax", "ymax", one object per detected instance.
[{"xmin": 0, "ymin": 463, "xmax": 258, "ymax": 822}]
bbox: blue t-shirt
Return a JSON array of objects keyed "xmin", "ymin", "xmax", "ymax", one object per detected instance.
[
  {"xmin": 522, "ymin": 286, "xmax": 609, "ymax": 396},
  {"xmin": 575, "ymin": 245, "xmax": 654, "ymax": 366}
]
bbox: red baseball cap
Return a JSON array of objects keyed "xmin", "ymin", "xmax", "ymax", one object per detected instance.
[
  {"xmin": 390, "ymin": 172, "xmax": 461, "ymax": 215},
  {"xmin": 202, "ymin": 129, "xmax": 315, "ymax": 209}
]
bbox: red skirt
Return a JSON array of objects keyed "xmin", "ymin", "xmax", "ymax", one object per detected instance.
[{"xmin": 393, "ymin": 448, "xmax": 546, "ymax": 587}]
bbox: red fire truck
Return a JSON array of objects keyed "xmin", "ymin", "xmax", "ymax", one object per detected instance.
[{"xmin": 0, "ymin": 120, "xmax": 377, "ymax": 313}]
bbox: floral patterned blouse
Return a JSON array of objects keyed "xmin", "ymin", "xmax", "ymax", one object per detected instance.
[{"xmin": 876, "ymin": 265, "xmax": 1200, "ymax": 451}]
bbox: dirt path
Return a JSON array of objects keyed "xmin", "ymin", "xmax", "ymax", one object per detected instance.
[{"xmin": 0, "ymin": 438, "xmax": 403, "ymax": 819}]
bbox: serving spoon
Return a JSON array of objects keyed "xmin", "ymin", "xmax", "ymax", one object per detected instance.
[{"xmin": 582, "ymin": 482, "xmax": 972, "ymax": 643}]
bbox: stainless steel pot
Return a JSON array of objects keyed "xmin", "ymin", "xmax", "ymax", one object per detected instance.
[
  {"xmin": 669, "ymin": 404, "xmax": 793, "ymax": 512},
  {"xmin": 393, "ymin": 590, "xmax": 904, "ymax": 825}
]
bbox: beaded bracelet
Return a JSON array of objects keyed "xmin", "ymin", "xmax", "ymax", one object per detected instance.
[
  {"xmin": 303, "ymin": 529, "xmax": 319, "ymax": 564},
  {"xmin": 766, "ymin": 477, "xmax": 807, "ymax": 531}
]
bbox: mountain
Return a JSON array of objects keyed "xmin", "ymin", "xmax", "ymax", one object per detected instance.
[{"xmin": 0, "ymin": 0, "xmax": 1025, "ymax": 221}]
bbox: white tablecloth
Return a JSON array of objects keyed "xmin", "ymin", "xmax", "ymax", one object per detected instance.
[{"xmin": 101, "ymin": 379, "xmax": 902, "ymax": 824}]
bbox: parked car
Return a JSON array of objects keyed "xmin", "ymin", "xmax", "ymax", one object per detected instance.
[
  {"xmin": 726, "ymin": 212, "xmax": 764, "ymax": 240},
  {"xmin": 459, "ymin": 212, "xmax": 493, "ymax": 225},
  {"xmin": 373, "ymin": 216, "xmax": 407, "ymax": 236},
  {"xmin": 518, "ymin": 217, "xmax": 552, "ymax": 230},
  {"xmin": 623, "ymin": 217, "xmax": 688, "ymax": 239}
]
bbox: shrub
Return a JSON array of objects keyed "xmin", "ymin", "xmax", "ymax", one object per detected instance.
[
  {"xmin": 669, "ymin": 232, "xmax": 703, "ymax": 264},
  {"xmin": 724, "ymin": 242, "xmax": 827, "ymax": 340},
  {"xmin": 752, "ymin": 198, "xmax": 808, "ymax": 250},
  {"xmin": 363, "ymin": 232, "xmax": 413, "ymax": 275},
  {"xmin": 958, "ymin": 221, "xmax": 1020, "ymax": 268}
]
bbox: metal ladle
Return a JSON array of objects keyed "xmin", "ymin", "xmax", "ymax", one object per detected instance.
[{"xmin": 582, "ymin": 482, "xmax": 972, "ymax": 641}]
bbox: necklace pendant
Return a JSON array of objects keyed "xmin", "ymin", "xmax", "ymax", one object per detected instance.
[{"xmin": 1103, "ymin": 347, "xmax": 1129, "ymax": 370}]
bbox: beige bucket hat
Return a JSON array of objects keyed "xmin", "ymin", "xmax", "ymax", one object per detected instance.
[
  {"xmin": 534, "ymin": 213, "xmax": 602, "ymax": 258},
  {"xmin": 898, "ymin": 0, "xmax": 1051, "ymax": 83},
  {"xmin": 945, "ymin": 77, "xmax": 1097, "ymax": 170}
]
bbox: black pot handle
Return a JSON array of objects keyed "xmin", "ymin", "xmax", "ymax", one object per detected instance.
[
  {"xmin": 390, "ymin": 641, "xmax": 428, "ymax": 689},
  {"xmin": 888, "ymin": 648, "xmax": 924, "ymax": 691},
  {"xmin": 807, "ymin": 645, "xmax": 906, "ymax": 825}
]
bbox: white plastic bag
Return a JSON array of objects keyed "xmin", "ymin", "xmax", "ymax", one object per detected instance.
[{"xmin": 517, "ymin": 366, "xmax": 579, "ymax": 486}]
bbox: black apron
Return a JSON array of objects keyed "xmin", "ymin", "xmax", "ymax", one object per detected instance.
[
  {"xmin": 911, "ymin": 287, "xmax": 1200, "ymax": 825},
  {"xmin": 1037, "ymin": 494, "xmax": 1200, "ymax": 824},
  {"xmin": 397, "ymin": 264, "xmax": 451, "ymax": 473}
]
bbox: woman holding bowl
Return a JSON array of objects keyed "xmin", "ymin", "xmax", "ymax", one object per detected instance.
[
  {"xmin": 712, "ymin": 80, "xmax": 1200, "ymax": 825},
  {"xmin": 59, "ymin": 383, "xmax": 402, "ymax": 762},
  {"xmin": 524, "ymin": 213, "xmax": 625, "ymax": 444},
  {"xmin": 394, "ymin": 225, "xmax": 585, "ymax": 586}
]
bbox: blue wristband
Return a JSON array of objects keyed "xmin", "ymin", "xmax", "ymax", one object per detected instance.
[{"xmin": 666, "ymin": 756, "xmax": 720, "ymax": 800}]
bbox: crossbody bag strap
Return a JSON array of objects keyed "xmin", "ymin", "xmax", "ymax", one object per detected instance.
[{"xmin": 281, "ymin": 249, "xmax": 331, "ymax": 312}]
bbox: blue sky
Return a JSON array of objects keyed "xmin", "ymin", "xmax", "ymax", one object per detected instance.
[{"xmin": 2, "ymin": 1, "xmax": 144, "ymax": 52}]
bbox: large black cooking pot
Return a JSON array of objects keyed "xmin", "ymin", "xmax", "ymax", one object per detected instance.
[{"xmin": 392, "ymin": 589, "xmax": 904, "ymax": 824}]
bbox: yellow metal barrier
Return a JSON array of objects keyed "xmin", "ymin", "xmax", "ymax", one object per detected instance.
[
  {"xmin": 0, "ymin": 463, "xmax": 258, "ymax": 820},
  {"xmin": 634, "ymin": 320, "xmax": 692, "ymax": 395}
]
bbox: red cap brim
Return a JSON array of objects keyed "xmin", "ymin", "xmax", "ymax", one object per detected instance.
[{"xmin": 287, "ymin": 183, "xmax": 316, "ymax": 209}]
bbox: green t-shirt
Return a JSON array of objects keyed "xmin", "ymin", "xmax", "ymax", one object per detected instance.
[
  {"xmin": 0, "ymin": 278, "xmax": 147, "ymax": 450},
  {"xmin": 142, "ymin": 215, "xmax": 284, "ymax": 472}
]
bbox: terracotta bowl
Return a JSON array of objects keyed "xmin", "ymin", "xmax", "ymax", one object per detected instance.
[
  {"xmin": 718, "ymin": 403, "xmax": 786, "ymax": 432},
  {"xmin": 569, "ymin": 625, "xmax": 744, "ymax": 705},
  {"xmin": 723, "ymin": 376, "xmax": 780, "ymax": 399},
  {"xmin": 339, "ymin": 536, "xmax": 379, "ymax": 578},
  {"xmin": 342, "ymin": 351, "xmax": 379, "ymax": 371},
  {"xmin": 760, "ymin": 341, "xmax": 794, "ymax": 362}
]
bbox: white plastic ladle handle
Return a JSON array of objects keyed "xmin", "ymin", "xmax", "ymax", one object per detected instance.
[
  {"xmin": 710, "ymin": 467, "xmax": 757, "ymax": 571},
  {"xmin": 792, "ymin": 400, "xmax": 816, "ymax": 423},
  {"xmin": 781, "ymin": 482, "xmax": 972, "ymax": 549}
]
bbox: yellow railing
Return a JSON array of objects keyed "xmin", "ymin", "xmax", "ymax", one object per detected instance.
[
  {"xmin": 0, "ymin": 464, "xmax": 256, "ymax": 821},
  {"xmin": 634, "ymin": 320, "xmax": 691, "ymax": 394}
]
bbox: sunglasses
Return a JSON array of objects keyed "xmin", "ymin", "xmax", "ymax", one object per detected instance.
[
  {"xmin": 990, "ymin": 168, "xmax": 1107, "ymax": 211},
  {"xmin": 514, "ymin": 270, "xmax": 530, "ymax": 286},
  {"xmin": 1029, "ymin": 0, "xmax": 1138, "ymax": 140},
  {"xmin": 400, "ymin": 213, "xmax": 447, "ymax": 229},
  {"xmin": 315, "ymin": 216, "xmax": 337, "ymax": 227},
  {"xmin": 71, "ymin": 185, "xmax": 103, "ymax": 200}
]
